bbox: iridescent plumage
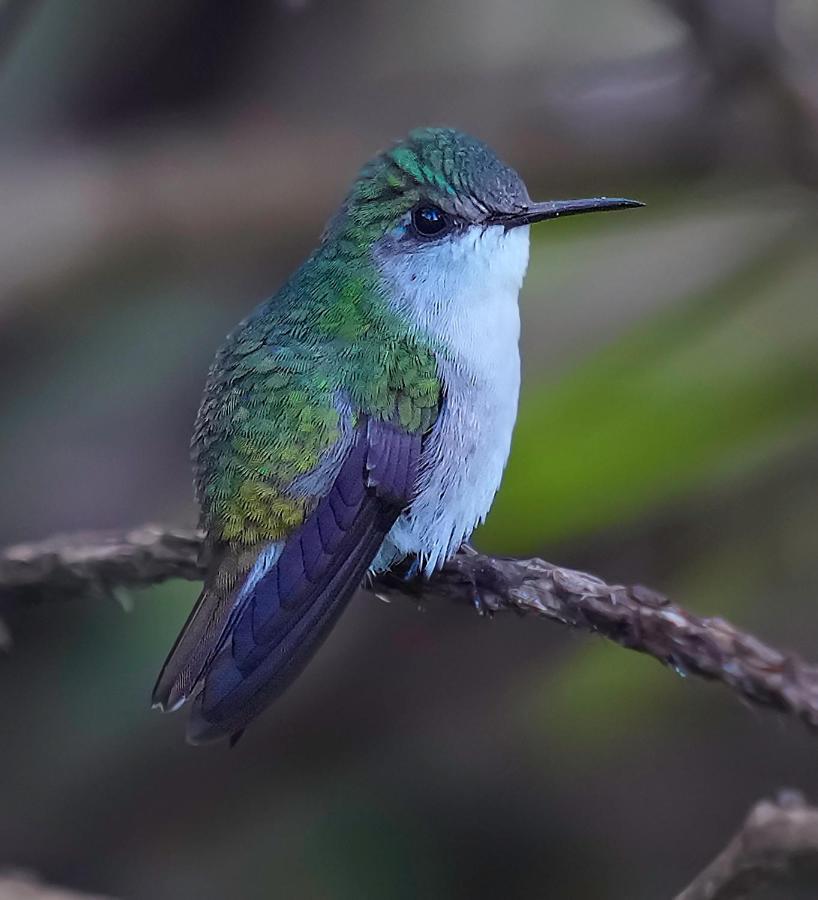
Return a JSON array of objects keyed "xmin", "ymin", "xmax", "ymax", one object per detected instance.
[{"xmin": 153, "ymin": 128, "xmax": 642, "ymax": 742}]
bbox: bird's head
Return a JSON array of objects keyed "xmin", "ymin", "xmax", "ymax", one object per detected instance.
[
  {"xmin": 322, "ymin": 128, "xmax": 642, "ymax": 336},
  {"xmin": 327, "ymin": 126, "xmax": 641, "ymax": 252}
]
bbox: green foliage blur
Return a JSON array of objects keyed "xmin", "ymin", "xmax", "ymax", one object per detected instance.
[{"xmin": 1, "ymin": 2, "xmax": 817, "ymax": 899}]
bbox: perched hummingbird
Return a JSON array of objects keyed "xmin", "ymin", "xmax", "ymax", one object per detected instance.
[{"xmin": 153, "ymin": 127, "xmax": 641, "ymax": 743}]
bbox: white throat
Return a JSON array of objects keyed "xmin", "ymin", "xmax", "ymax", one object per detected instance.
[
  {"xmin": 372, "ymin": 224, "xmax": 530, "ymax": 574},
  {"xmin": 375, "ymin": 224, "xmax": 529, "ymax": 374}
]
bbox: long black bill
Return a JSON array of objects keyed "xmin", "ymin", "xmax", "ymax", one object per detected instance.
[{"xmin": 493, "ymin": 197, "xmax": 644, "ymax": 229}]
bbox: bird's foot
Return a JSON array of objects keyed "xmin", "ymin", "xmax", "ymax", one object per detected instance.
[
  {"xmin": 471, "ymin": 587, "xmax": 494, "ymax": 618},
  {"xmin": 456, "ymin": 543, "xmax": 494, "ymax": 617}
]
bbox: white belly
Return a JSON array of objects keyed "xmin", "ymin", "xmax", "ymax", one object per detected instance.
[{"xmin": 372, "ymin": 223, "xmax": 528, "ymax": 574}]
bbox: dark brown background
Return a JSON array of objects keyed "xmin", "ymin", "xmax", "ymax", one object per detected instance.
[{"xmin": 1, "ymin": 1, "xmax": 817, "ymax": 897}]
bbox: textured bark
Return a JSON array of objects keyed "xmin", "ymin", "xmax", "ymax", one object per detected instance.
[
  {"xmin": 674, "ymin": 791, "xmax": 818, "ymax": 899},
  {"xmin": 3, "ymin": 525, "xmax": 818, "ymax": 739}
]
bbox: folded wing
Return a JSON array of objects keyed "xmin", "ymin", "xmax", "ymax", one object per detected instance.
[{"xmin": 179, "ymin": 418, "xmax": 420, "ymax": 743}]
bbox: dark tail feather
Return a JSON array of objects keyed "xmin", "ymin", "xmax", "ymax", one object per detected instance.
[
  {"xmin": 152, "ymin": 585, "xmax": 222, "ymax": 713},
  {"xmin": 152, "ymin": 546, "xmax": 258, "ymax": 713},
  {"xmin": 186, "ymin": 501, "xmax": 392, "ymax": 743},
  {"xmin": 183, "ymin": 419, "xmax": 420, "ymax": 743}
]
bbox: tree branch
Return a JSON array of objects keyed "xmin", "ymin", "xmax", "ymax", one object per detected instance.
[
  {"xmin": 674, "ymin": 790, "xmax": 818, "ymax": 899},
  {"xmin": 2, "ymin": 525, "xmax": 818, "ymax": 738},
  {"xmin": 0, "ymin": 870, "xmax": 114, "ymax": 899},
  {"xmin": 0, "ymin": 526, "xmax": 202, "ymax": 602}
]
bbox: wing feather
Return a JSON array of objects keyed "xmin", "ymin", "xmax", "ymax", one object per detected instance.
[
  {"xmin": 185, "ymin": 418, "xmax": 420, "ymax": 742},
  {"xmin": 153, "ymin": 286, "xmax": 440, "ymax": 737}
]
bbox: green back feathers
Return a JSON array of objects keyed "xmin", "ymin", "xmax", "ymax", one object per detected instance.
[
  {"xmin": 193, "ymin": 127, "xmax": 522, "ymax": 547},
  {"xmin": 193, "ymin": 244, "xmax": 438, "ymax": 546}
]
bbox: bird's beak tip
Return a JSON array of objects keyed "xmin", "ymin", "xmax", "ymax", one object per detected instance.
[{"xmin": 497, "ymin": 196, "xmax": 645, "ymax": 228}]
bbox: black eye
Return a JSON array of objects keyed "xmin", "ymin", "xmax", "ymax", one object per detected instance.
[{"xmin": 411, "ymin": 206, "xmax": 450, "ymax": 237}]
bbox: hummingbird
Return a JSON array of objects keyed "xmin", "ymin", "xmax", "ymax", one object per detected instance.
[{"xmin": 152, "ymin": 127, "xmax": 642, "ymax": 743}]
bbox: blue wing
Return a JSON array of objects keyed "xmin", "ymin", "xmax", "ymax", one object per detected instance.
[{"xmin": 182, "ymin": 418, "xmax": 421, "ymax": 743}]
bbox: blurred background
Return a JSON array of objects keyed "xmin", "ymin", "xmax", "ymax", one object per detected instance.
[{"xmin": 1, "ymin": 1, "xmax": 817, "ymax": 898}]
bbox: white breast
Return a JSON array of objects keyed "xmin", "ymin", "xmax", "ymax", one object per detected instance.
[{"xmin": 372, "ymin": 224, "xmax": 530, "ymax": 574}]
